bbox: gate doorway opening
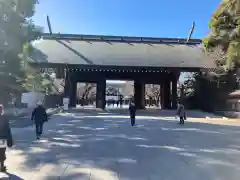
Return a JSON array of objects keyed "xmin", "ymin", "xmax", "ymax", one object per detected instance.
[
  {"xmin": 145, "ymin": 84, "xmax": 161, "ymax": 108},
  {"xmin": 105, "ymin": 80, "xmax": 134, "ymax": 109},
  {"xmin": 76, "ymin": 82, "xmax": 96, "ymax": 107}
]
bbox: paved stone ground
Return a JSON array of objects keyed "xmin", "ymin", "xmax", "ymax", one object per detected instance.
[{"xmin": 4, "ymin": 110, "xmax": 240, "ymax": 179}]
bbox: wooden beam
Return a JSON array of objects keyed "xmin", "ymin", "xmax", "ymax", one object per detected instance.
[
  {"xmin": 46, "ymin": 15, "xmax": 52, "ymax": 35},
  {"xmin": 187, "ymin": 22, "xmax": 195, "ymax": 43}
]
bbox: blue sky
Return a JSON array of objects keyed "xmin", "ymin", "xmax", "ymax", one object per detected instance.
[{"xmin": 33, "ymin": 0, "xmax": 221, "ymax": 39}]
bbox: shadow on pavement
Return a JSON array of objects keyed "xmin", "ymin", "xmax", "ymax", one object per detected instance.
[
  {"xmin": 69, "ymin": 108, "xmax": 224, "ymax": 118},
  {"xmin": 7, "ymin": 111, "xmax": 240, "ymax": 179},
  {"xmin": 7, "ymin": 173, "xmax": 24, "ymax": 180}
]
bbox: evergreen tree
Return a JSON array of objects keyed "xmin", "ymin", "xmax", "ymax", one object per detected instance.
[
  {"xmin": 203, "ymin": 0, "xmax": 240, "ymax": 70},
  {"xmin": 0, "ymin": 0, "xmax": 42, "ymax": 104},
  {"xmin": 192, "ymin": 0, "xmax": 240, "ymax": 111},
  {"xmin": 21, "ymin": 43, "xmax": 55, "ymax": 94}
]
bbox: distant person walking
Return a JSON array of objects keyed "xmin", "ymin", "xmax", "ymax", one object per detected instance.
[
  {"xmin": 119, "ymin": 96, "xmax": 123, "ymax": 108},
  {"xmin": 129, "ymin": 101, "xmax": 136, "ymax": 126},
  {"xmin": 0, "ymin": 104, "xmax": 13, "ymax": 172},
  {"xmin": 176, "ymin": 102, "xmax": 186, "ymax": 124},
  {"xmin": 31, "ymin": 101, "xmax": 48, "ymax": 139}
]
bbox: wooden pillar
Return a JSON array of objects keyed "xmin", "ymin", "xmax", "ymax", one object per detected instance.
[
  {"xmin": 56, "ymin": 67, "xmax": 64, "ymax": 79},
  {"xmin": 96, "ymin": 79, "xmax": 106, "ymax": 109},
  {"xmin": 171, "ymin": 75, "xmax": 178, "ymax": 109},
  {"xmin": 64, "ymin": 70, "xmax": 70, "ymax": 98},
  {"xmin": 160, "ymin": 83, "xmax": 164, "ymax": 109},
  {"xmin": 163, "ymin": 78, "xmax": 171, "ymax": 109},
  {"xmin": 64, "ymin": 71, "xmax": 77, "ymax": 107},
  {"xmin": 134, "ymin": 81, "xmax": 145, "ymax": 109},
  {"xmin": 70, "ymin": 80, "xmax": 77, "ymax": 107}
]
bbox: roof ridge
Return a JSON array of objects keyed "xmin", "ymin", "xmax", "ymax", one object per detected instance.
[{"xmin": 41, "ymin": 33, "xmax": 202, "ymax": 45}]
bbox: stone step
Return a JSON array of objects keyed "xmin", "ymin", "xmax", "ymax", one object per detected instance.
[{"xmin": 0, "ymin": 172, "xmax": 9, "ymax": 180}]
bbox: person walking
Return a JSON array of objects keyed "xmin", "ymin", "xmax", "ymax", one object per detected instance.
[
  {"xmin": 129, "ymin": 100, "xmax": 136, "ymax": 126},
  {"xmin": 31, "ymin": 101, "xmax": 48, "ymax": 139},
  {"xmin": 119, "ymin": 96, "xmax": 123, "ymax": 108},
  {"xmin": 0, "ymin": 104, "xmax": 13, "ymax": 172},
  {"xmin": 176, "ymin": 102, "xmax": 186, "ymax": 125}
]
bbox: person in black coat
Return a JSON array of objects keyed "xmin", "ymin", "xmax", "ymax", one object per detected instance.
[
  {"xmin": 0, "ymin": 105, "xmax": 13, "ymax": 172},
  {"xmin": 129, "ymin": 101, "xmax": 136, "ymax": 126},
  {"xmin": 31, "ymin": 101, "xmax": 48, "ymax": 139}
]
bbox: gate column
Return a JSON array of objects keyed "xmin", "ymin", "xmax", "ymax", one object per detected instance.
[
  {"xmin": 163, "ymin": 78, "xmax": 171, "ymax": 109},
  {"xmin": 160, "ymin": 83, "xmax": 164, "ymax": 109},
  {"xmin": 134, "ymin": 81, "xmax": 145, "ymax": 109},
  {"xmin": 64, "ymin": 71, "xmax": 77, "ymax": 107},
  {"xmin": 96, "ymin": 79, "xmax": 106, "ymax": 109},
  {"xmin": 171, "ymin": 75, "xmax": 178, "ymax": 109}
]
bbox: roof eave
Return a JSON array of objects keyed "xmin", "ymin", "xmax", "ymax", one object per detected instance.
[{"xmin": 29, "ymin": 62, "xmax": 204, "ymax": 72}]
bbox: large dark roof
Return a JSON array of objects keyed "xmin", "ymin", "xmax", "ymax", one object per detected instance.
[{"xmin": 31, "ymin": 33, "xmax": 216, "ymax": 69}]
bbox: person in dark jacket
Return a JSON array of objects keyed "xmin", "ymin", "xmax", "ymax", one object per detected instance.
[
  {"xmin": 0, "ymin": 104, "xmax": 13, "ymax": 172},
  {"xmin": 129, "ymin": 100, "xmax": 136, "ymax": 126},
  {"xmin": 176, "ymin": 102, "xmax": 186, "ymax": 125},
  {"xmin": 31, "ymin": 101, "xmax": 48, "ymax": 139}
]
